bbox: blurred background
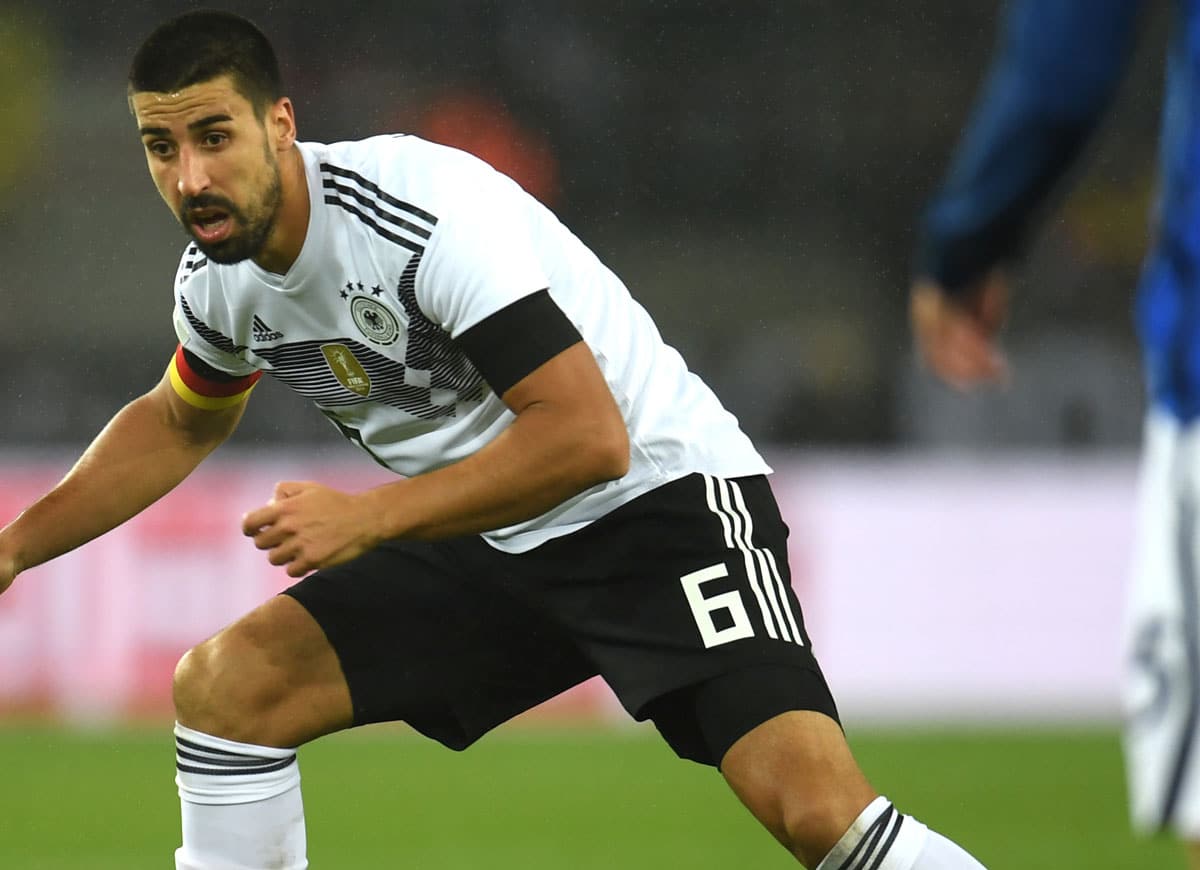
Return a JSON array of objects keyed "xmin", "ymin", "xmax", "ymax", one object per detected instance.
[
  {"xmin": 0, "ymin": 2, "xmax": 1181, "ymax": 867},
  {"xmin": 0, "ymin": 0, "xmax": 1163, "ymax": 448}
]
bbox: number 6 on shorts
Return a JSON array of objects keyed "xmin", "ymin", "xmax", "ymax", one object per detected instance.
[{"xmin": 680, "ymin": 562, "xmax": 755, "ymax": 648}]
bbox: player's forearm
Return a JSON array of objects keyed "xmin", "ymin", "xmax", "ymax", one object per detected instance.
[
  {"xmin": 367, "ymin": 401, "xmax": 629, "ymax": 542},
  {"xmin": 917, "ymin": 0, "xmax": 1143, "ymax": 292},
  {"xmin": 0, "ymin": 391, "xmax": 229, "ymax": 574}
]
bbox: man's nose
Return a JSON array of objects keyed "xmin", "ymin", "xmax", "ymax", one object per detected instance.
[{"xmin": 177, "ymin": 148, "xmax": 210, "ymax": 198}]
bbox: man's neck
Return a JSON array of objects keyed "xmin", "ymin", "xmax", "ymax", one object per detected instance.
[{"xmin": 255, "ymin": 146, "xmax": 309, "ymax": 276}]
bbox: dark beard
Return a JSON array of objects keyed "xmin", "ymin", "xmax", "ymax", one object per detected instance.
[{"xmin": 181, "ymin": 166, "xmax": 283, "ymax": 265}]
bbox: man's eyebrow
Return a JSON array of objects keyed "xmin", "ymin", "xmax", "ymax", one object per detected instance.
[
  {"xmin": 138, "ymin": 114, "xmax": 234, "ymax": 137},
  {"xmin": 187, "ymin": 113, "xmax": 233, "ymax": 130}
]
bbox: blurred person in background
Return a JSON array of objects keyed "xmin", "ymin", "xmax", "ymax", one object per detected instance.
[
  {"xmin": 910, "ymin": 0, "xmax": 1200, "ymax": 864},
  {"xmin": 0, "ymin": 10, "xmax": 987, "ymax": 870}
]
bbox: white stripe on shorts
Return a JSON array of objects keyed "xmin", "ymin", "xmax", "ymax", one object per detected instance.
[
  {"xmin": 727, "ymin": 479, "xmax": 802, "ymax": 644},
  {"xmin": 703, "ymin": 474, "xmax": 803, "ymax": 645}
]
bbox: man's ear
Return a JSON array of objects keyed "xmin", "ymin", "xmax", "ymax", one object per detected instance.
[{"xmin": 268, "ymin": 96, "xmax": 297, "ymax": 151}]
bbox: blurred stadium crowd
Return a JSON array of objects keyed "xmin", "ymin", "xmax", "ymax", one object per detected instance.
[{"xmin": 0, "ymin": 1, "xmax": 1166, "ymax": 449}]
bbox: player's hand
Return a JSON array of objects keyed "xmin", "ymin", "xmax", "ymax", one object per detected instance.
[
  {"xmin": 909, "ymin": 269, "xmax": 1010, "ymax": 390},
  {"xmin": 241, "ymin": 481, "xmax": 384, "ymax": 578}
]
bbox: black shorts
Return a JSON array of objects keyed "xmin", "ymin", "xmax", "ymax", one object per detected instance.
[{"xmin": 284, "ymin": 473, "xmax": 838, "ymax": 766}]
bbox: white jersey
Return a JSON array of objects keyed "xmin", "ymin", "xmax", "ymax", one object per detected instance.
[{"xmin": 172, "ymin": 135, "xmax": 770, "ymax": 552}]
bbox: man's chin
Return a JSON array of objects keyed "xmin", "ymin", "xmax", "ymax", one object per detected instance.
[{"xmin": 188, "ymin": 231, "xmax": 258, "ymax": 265}]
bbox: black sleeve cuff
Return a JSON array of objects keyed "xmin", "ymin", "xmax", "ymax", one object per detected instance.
[
  {"xmin": 455, "ymin": 289, "xmax": 583, "ymax": 396},
  {"xmin": 182, "ymin": 346, "xmax": 244, "ymax": 383}
]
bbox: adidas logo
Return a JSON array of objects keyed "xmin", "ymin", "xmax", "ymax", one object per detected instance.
[{"xmin": 252, "ymin": 315, "xmax": 284, "ymax": 343}]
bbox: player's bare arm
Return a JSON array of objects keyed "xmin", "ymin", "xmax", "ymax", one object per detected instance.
[
  {"xmin": 909, "ymin": 268, "xmax": 1010, "ymax": 390},
  {"xmin": 0, "ymin": 366, "xmax": 246, "ymax": 592},
  {"xmin": 243, "ymin": 340, "xmax": 629, "ymax": 577},
  {"xmin": 0, "ymin": 552, "xmax": 17, "ymax": 597}
]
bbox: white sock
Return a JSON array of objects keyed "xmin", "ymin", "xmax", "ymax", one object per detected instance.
[
  {"xmin": 173, "ymin": 722, "xmax": 308, "ymax": 870},
  {"xmin": 816, "ymin": 796, "xmax": 987, "ymax": 869}
]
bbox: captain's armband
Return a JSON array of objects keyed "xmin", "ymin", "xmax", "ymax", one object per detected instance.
[{"xmin": 167, "ymin": 345, "xmax": 261, "ymax": 410}]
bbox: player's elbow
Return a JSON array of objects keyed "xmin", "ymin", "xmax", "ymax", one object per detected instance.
[{"xmin": 581, "ymin": 417, "xmax": 630, "ymax": 484}]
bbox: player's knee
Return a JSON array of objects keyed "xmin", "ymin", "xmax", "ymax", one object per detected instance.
[
  {"xmin": 173, "ymin": 642, "xmax": 217, "ymax": 731},
  {"xmin": 173, "ymin": 629, "xmax": 286, "ymax": 744}
]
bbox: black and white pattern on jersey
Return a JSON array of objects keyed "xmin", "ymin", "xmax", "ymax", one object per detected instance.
[
  {"xmin": 254, "ymin": 337, "xmax": 482, "ymax": 419},
  {"xmin": 320, "ymin": 161, "xmax": 484, "ymax": 408},
  {"xmin": 179, "ymin": 296, "xmax": 247, "ymax": 357},
  {"xmin": 181, "ymin": 304, "xmax": 484, "ymax": 429},
  {"xmin": 395, "ymin": 252, "xmax": 486, "ymax": 401},
  {"xmin": 180, "ymin": 292, "xmax": 482, "ymax": 418},
  {"xmin": 320, "ymin": 162, "xmax": 437, "ymax": 254},
  {"xmin": 177, "ymin": 243, "xmax": 208, "ymax": 286}
]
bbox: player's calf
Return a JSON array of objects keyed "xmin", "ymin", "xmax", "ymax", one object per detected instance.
[
  {"xmin": 721, "ymin": 710, "xmax": 987, "ymax": 868},
  {"xmin": 720, "ymin": 709, "xmax": 876, "ymax": 866}
]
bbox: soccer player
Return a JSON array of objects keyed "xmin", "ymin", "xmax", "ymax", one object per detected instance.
[
  {"xmin": 909, "ymin": 0, "xmax": 1200, "ymax": 865},
  {"xmin": 0, "ymin": 11, "xmax": 986, "ymax": 870}
]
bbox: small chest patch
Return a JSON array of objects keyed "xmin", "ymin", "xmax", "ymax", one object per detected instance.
[
  {"xmin": 351, "ymin": 296, "xmax": 400, "ymax": 346},
  {"xmin": 321, "ymin": 344, "xmax": 371, "ymax": 396}
]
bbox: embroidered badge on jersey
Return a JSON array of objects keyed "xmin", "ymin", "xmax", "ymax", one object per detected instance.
[
  {"xmin": 339, "ymin": 280, "xmax": 400, "ymax": 346},
  {"xmin": 321, "ymin": 344, "xmax": 371, "ymax": 396}
]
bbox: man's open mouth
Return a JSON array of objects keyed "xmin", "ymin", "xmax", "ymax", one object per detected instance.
[{"xmin": 189, "ymin": 208, "xmax": 234, "ymax": 244}]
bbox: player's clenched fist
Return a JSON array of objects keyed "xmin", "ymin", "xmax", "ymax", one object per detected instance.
[{"xmin": 241, "ymin": 480, "xmax": 385, "ymax": 578}]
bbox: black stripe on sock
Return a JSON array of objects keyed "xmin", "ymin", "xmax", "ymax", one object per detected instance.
[
  {"xmin": 176, "ymin": 756, "xmax": 297, "ymax": 777},
  {"xmin": 176, "ymin": 747, "xmax": 293, "ymax": 768},
  {"xmin": 865, "ymin": 812, "xmax": 904, "ymax": 870},
  {"xmin": 175, "ymin": 735, "xmax": 254, "ymax": 758},
  {"xmin": 852, "ymin": 807, "xmax": 892, "ymax": 870},
  {"xmin": 838, "ymin": 804, "xmax": 893, "ymax": 870}
]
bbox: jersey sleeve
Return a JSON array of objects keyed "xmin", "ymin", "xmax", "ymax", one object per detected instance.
[
  {"xmin": 169, "ymin": 248, "xmax": 262, "ymax": 409},
  {"xmin": 413, "ymin": 166, "xmax": 552, "ymax": 337},
  {"xmin": 915, "ymin": 0, "xmax": 1145, "ymax": 293}
]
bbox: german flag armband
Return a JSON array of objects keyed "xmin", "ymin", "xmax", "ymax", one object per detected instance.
[{"xmin": 167, "ymin": 345, "xmax": 262, "ymax": 410}]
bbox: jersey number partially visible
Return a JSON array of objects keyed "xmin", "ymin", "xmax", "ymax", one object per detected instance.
[
  {"xmin": 680, "ymin": 562, "xmax": 755, "ymax": 648},
  {"xmin": 321, "ymin": 410, "xmax": 390, "ymax": 469}
]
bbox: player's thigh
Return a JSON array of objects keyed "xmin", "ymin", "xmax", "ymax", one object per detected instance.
[
  {"xmin": 285, "ymin": 537, "xmax": 597, "ymax": 751},
  {"xmin": 175, "ymin": 593, "xmax": 353, "ymax": 747}
]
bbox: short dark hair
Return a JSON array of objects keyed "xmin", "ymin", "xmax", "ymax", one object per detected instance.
[{"xmin": 128, "ymin": 10, "xmax": 282, "ymax": 115}]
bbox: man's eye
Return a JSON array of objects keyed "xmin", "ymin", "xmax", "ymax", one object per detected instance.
[
  {"xmin": 203, "ymin": 132, "xmax": 228, "ymax": 147},
  {"xmin": 148, "ymin": 141, "xmax": 174, "ymax": 157}
]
